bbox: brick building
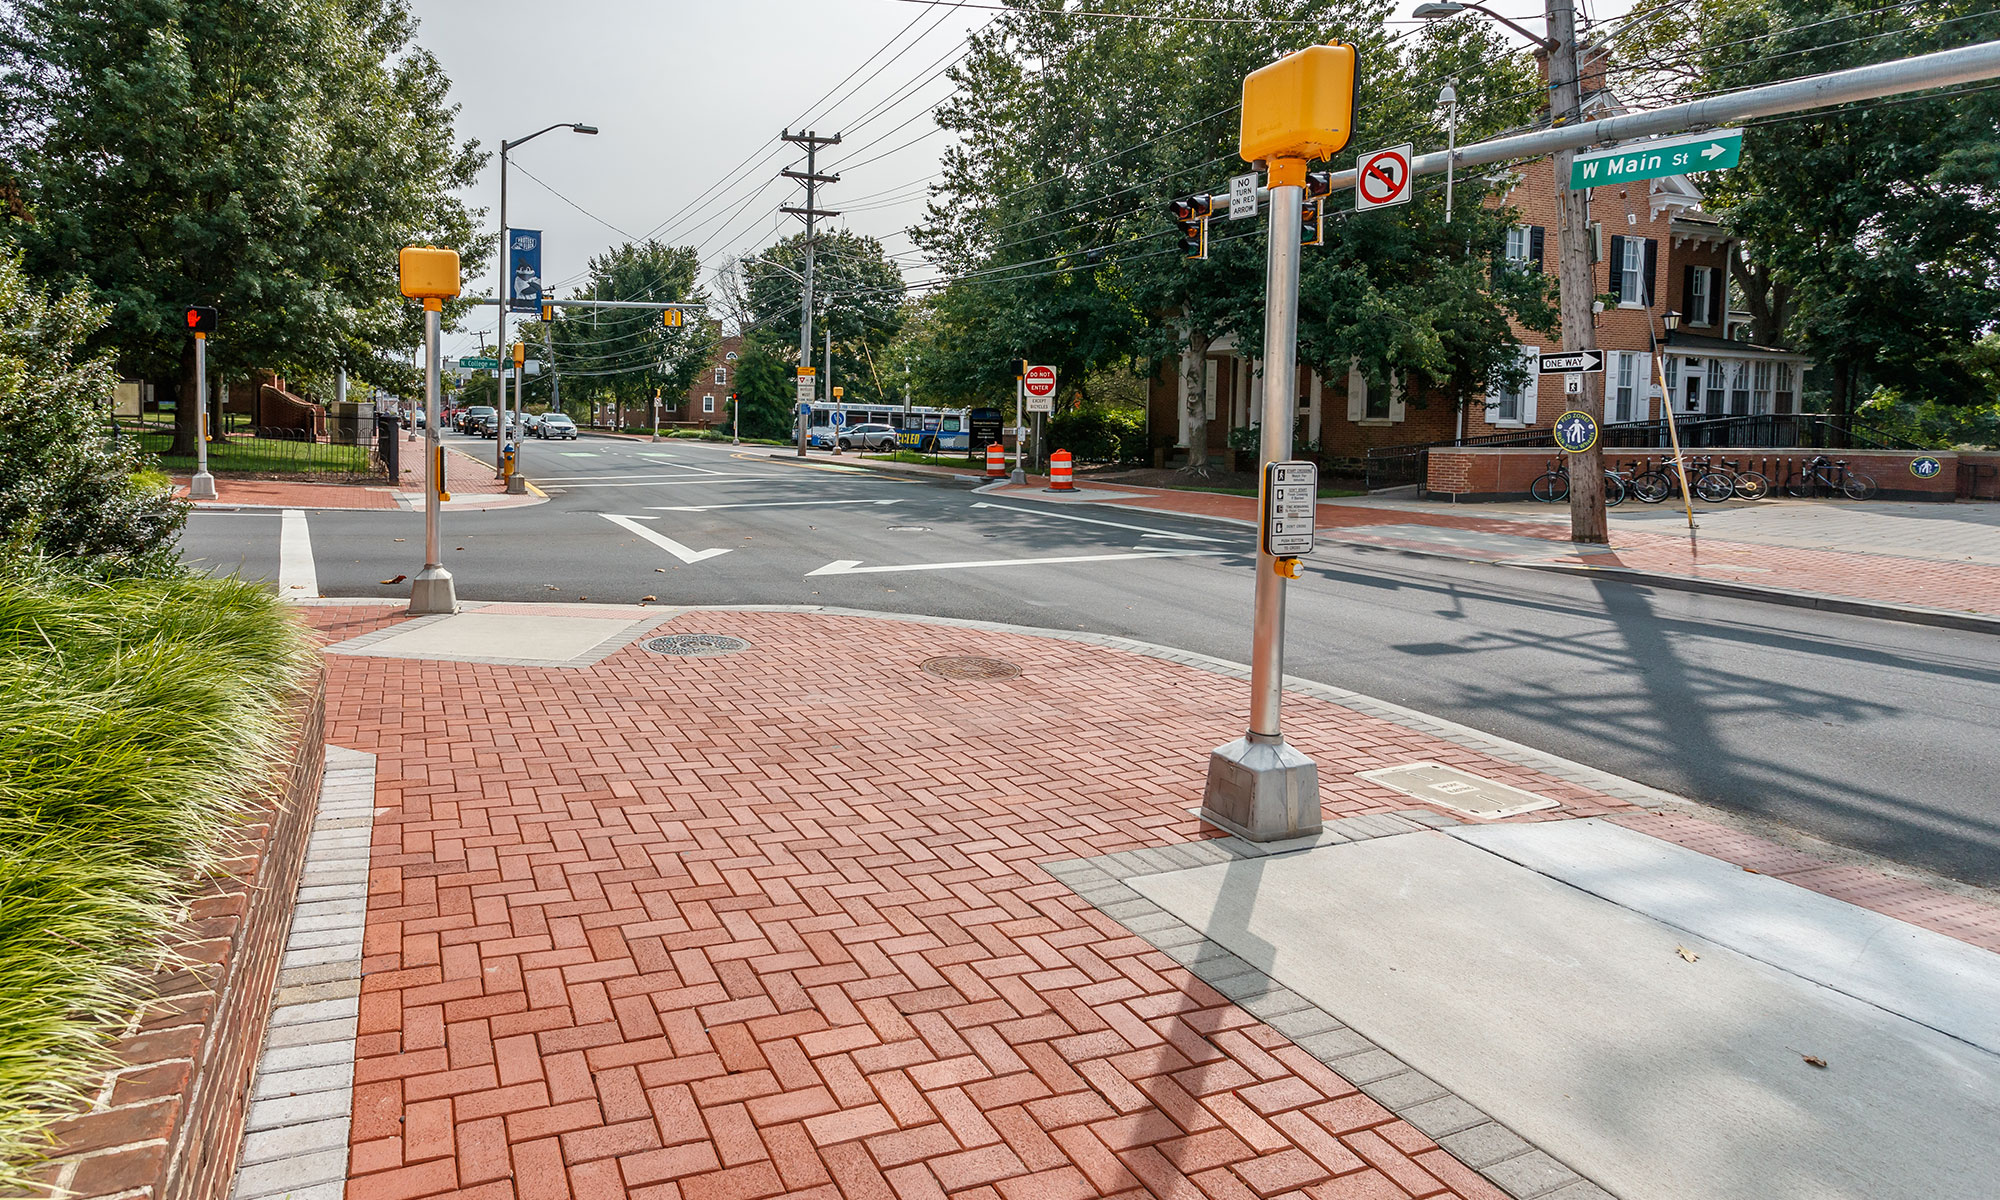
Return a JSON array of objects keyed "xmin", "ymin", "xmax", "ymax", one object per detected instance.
[
  {"xmin": 1146, "ymin": 48, "xmax": 1811, "ymax": 470},
  {"xmin": 592, "ymin": 336, "xmax": 743, "ymax": 430}
]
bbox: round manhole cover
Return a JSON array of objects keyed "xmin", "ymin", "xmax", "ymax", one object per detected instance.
[
  {"xmin": 921, "ymin": 655, "xmax": 1021, "ymax": 681},
  {"xmin": 643, "ymin": 634, "xmax": 749, "ymax": 657}
]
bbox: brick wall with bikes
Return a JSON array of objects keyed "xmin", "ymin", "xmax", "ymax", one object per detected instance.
[{"xmin": 1425, "ymin": 447, "xmax": 1962, "ymax": 504}]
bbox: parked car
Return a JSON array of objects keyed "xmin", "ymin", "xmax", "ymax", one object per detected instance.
[
  {"xmin": 459, "ymin": 406, "xmax": 495, "ymax": 433},
  {"xmin": 537, "ymin": 413, "xmax": 578, "ymax": 440},
  {"xmin": 838, "ymin": 422, "xmax": 899, "ymax": 452},
  {"xmin": 412, "ymin": 408, "xmax": 426, "ymax": 428},
  {"xmin": 467, "ymin": 411, "xmax": 498, "ymax": 438}
]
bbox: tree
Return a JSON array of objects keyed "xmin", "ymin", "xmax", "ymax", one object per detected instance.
[
  {"xmin": 731, "ymin": 332, "xmax": 798, "ymax": 440},
  {"xmin": 0, "ymin": 0, "xmax": 486, "ymax": 455},
  {"xmin": 1699, "ymin": 0, "xmax": 2000, "ymax": 430},
  {"xmin": 552, "ymin": 241, "xmax": 716, "ymax": 416},
  {"xmin": 737, "ymin": 230, "xmax": 906, "ymax": 405},
  {"xmin": 0, "ymin": 253, "xmax": 184, "ymax": 575}
]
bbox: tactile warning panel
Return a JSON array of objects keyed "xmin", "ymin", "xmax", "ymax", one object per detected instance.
[
  {"xmin": 1357, "ymin": 761, "xmax": 1559, "ymax": 818},
  {"xmin": 324, "ymin": 609, "xmax": 669, "ymax": 668}
]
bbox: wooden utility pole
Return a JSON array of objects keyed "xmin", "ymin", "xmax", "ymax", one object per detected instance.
[{"xmin": 1547, "ymin": 0, "xmax": 1608, "ymax": 543}]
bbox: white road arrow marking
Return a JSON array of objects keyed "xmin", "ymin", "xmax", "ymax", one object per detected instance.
[
  {"xmin": 969, "ymin": 501, "xmax": 1224, "ymax": 543},
  {"xmin": 1701, "ymin": 142, "xmax": 1727, "ymax": 160},
  {"xmin": 599, "ymin": 514, "xmax": 733, "ymax": 564},
  {"xmin": 805, "ymin": 548, "xmax": 1223, "ymax": 577},
  {"xmin": 648, "ymin": 499, "xmax": 905, "ymax": 512}
]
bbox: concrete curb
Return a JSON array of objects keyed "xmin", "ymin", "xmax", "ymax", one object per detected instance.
[{"xmin": 1506, "ymin": 559, "xmax": 2000, "ymax": 636}]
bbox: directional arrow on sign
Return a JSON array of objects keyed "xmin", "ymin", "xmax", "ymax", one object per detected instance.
[
  {"xmin": 599, "ymin": 514, "xmax": 732, "ymax": 564},
  {"xmin": 1701, "ymin": 142, "xmax": 1728, "ymax": 161}
]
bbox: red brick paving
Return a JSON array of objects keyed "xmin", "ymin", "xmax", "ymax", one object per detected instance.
[
  {"xmin": 308, "ymin": 603, "xmax": 1998, "ymax": 1200},
  {"xmin": 315, "ymin": 605, "xmax": 1646, "ymax": 1200}
]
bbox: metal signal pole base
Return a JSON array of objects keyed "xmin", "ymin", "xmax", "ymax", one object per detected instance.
[
  {"xmin": 506, "ymin": 475, "xmax": 527, "ymax": 494},
  {"xmin": 189, "ymin": 471, "xmax": 218, "ymax": 500},
  {"xmin": 1201, "ymin": 734, "xmax": 1322, "ymax": 843},
  {"xmin": 408, "ymin": 564, "xmax": 458, "ymax": 615}
]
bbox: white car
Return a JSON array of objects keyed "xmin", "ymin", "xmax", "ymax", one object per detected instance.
[
  {"xmin": 536, "ymin": 413, "xmax": 578, "ymax": 440},
  {"xmin": 838, "ymin": 422, "xmax": 899, "ymax": 451}
]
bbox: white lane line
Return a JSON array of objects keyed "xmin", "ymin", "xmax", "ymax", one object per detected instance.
[
  {"xmin": 279, "ymin": 509, "xmax": 319, "ymax": 599},
  {"xmin": 648, "ymin": 499, "xmax": 905, "ymax": 512},
  {"xmin": 599, "ymin": 514, "xmax": 732, "ymax": 564},
  {"xmin": 559, "ymin": 452, "xmax": 600, "ymax": 457},
  {"xmin": 805, "ymin": 549, "xmax": 1224, "ymax": 577},
  {"xmin": 541, "ymin": 475, "xmax": 782, "ymax": 489},
  {"xmin": 969, "ymin": 501, "xmax": 1224, "ymax": 543},
  {"xmin": 532, "ymin": 470, "xmax": 743, "ymax": 482}
]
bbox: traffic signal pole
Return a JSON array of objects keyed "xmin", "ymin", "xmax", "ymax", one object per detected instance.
[
  {"xmin": 411, "ymin": 296, "xmax": 457, "ymax": 614},
  {"xmin": 190, "ymin": 330, "xmax": 216, "ymax": 500}
]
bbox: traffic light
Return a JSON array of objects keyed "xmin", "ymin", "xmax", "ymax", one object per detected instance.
[
  {"xmin": 1009, "ymin": 358, "xmax": 1027, "ymax": 378},
  {"xmin": 1171, "ymin": 195, "xmax": 1212, "ymax": 260},
  {"xmin": 1300, "ymin": 199, "xmax": 1323, "ymax": 248},
  {"xmin": 662, "ymin": 308, "xmax": 683, "ymax": 328},
  {"xmin": 541, "ymin": 301, "xmax": 554, "ymax": 322},
  {"xmin": 182, "ymin": 305, "xmax": 218, "ymax": 334},
  {"xmin": 1305, "ymin": 171, "xmax": 1333, "ymax": 200}
]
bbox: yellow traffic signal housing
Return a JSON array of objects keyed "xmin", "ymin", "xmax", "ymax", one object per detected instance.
[
  {"xmin": 398, "ymin": 245, "xmax": 461, "ymax": 301},
  {"xmin": 1300, "ymin": 199, "xmax": 1323, "ymax": 247},
  {"xmin": 512, "ymin": 341, "xmax": 525, "ymax": 366},
  {"xmin": 663, "ymin": 308, "xmax": 683, "ymax": 328},
  {"xmin": 1239, "ymin": 42, "xmax": 1359, "ymax": 165},
  {"xmin": 541, "ymin": 302, "xmax": 554, "ymax": 322},
  {"xmin": 1172, "ymin": 195, "xmax": 1212, "ymax": 260}
]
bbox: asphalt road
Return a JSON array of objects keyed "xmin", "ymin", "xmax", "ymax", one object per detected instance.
[{"xmin": 178, "ymin": 432, "xmax": 2000, "ymax": 887}]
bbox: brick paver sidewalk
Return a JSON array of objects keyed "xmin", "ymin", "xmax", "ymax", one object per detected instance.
[
  {"xmin": 275, "ymin": 604, "xmax": 1998, "ymax": 1200},
  {"xmin": 176, "ymin": 445, "xmax": 532, "ymax": 512}
]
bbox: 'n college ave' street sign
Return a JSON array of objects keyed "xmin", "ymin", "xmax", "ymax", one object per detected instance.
[{"xmin": 1570, "ymin": 128, "xmax": 1743, "ymax": 189}]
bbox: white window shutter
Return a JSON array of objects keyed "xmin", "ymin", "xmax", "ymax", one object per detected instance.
[
  {"xmin": 1205, "ymin": 358, "xmax": 1219, "ymax": 421},
  {"xmin": 1346, "ymin": 362, "xmax": 1366, "ymax": 421},
  {"xmin": 1388, "ymin": 372, "xmax": 1407, "ymax": 423},
  {"xmin": 1521, "ymin": 348, "xmax": 1541, "ymax": 424}
]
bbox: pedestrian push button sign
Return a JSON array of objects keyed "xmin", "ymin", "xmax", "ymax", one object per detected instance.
[{"xmin": 1263, "ymin": 460, "xmax": 1317, "ymax": 557}]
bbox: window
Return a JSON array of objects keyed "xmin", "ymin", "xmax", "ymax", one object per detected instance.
[
  {"xmin": 1612, "ymin": 353, "xmax": 1637, "ymax": 423},
  {"xmin": 702, "ymin": 394, "xmax": 715, "ymax": 413},
  {"xmin": 1705, "ymin": 360, "xmax": 1726, "ymax": 416},
  {"xmin": 1621, "ymin": 238, "xmax": 1645, "ymax": 305},
  {"xmin": 1730, "ymin": 360, "xmax": 1751, "ymax": 415},
  {"xmin": 725, "ymin": 351, "xmax": 738, "ymax": 361},
  {"xmin": 1683, "ymin": 358, "xmax": 1704, "ymax": 413},
  {"xmin": 1775, "ymin": 363, "xmax": 1796, "ymax": 414},
  {"xmin": 714, "ymin": 367, "xmax": 727, "ymax": 384},
  {"xmin": 1505, "ymin": 226, "xmax": 1530, "ymax": 262},
  {"xmin": 1689, "ymin": 269, "xmax": 1710, "ymax": 325},
  {"xmin": 941, "ymin": 416, "xmax": 960, "ymax": 432},
  {"xmin": 1664, "ymin": 356, "xmax": 1679, "ymax": 392},
  {"xmin": 1487, "ymin": 347, "xmax": 1539, "ymax": 426},
  {"xmin": 1752, "ymin": 361, "xmax": 1773, "ymax": 415},
  {"xmin": 1365, "ymin": 377, "xmax": 1391, "ymax": 420}
]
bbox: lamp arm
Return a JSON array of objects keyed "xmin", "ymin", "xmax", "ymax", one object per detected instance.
[{"xmin": 1461, "ymin": 2, "xmax": 1559, "ymax": 50}]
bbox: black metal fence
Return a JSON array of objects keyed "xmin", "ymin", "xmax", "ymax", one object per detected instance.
[{"xmin": 124, "ymin": 417, "xmax": 392, "ymax": 482}]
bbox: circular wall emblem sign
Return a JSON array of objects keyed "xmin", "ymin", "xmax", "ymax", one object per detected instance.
[
  {"xmin": 1553, "ymin": 410, "xmax": 1599, "ymax": 454},
  {"xmin": 1909, "ymin": 455, "xmax": 1942, "ymax": 479}
]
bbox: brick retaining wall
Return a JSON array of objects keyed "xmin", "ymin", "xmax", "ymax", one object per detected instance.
[
  {"xmin": 1425, "ymin": 446, "xmax": 1964, "ymax": 502},
  {"xmin": 29, "ymin": 669, "xmax": 328, "ymax": 1200}
]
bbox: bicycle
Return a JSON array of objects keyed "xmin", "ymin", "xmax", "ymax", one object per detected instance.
[
  {"xmin": 1631, "ymin": 456, "xmax": 1733, "ymax": 504},
  {"xmin": 1710, "ymin": 456, "xmax": 1771, "ymax": 500},
  {"xmin": 1530, "ymin": 457, "xmax": 1627, "ymax": 506},
  {"xmin": 1784, "ymin": 455, "xmax": 1876, "ymax": 500}
]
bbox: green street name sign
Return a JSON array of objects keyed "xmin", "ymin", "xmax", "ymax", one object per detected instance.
[
  {"xmin": 454, "ymin": 356, "xmax": 500, "ymax": 369},
  {"xmin": 1570, "ymin": 128, "xmax": 1742, "ymax": 189}
]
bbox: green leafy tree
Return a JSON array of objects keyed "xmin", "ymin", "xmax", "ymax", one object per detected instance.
[
  {"xmin": 0, "ymin": 253, "xmax": 184, "ymax": 574},
  {"xmin": 0, "ymin": 0, "xmax": 487, "ymax": 455},
  {"xmin": 738, "ymin": 230, "xmax": 906, "ymax": 405},
  {"xmin": 1700, "ymin": 0, "xmax": 2000, "ymax": 429},
  {"xmin": 552, "ymin": 241, "xmax": 716, "ymax": 415},
  {"xmin": 730, "ymin": 332, "xmax": 798, "ymax": 440}
]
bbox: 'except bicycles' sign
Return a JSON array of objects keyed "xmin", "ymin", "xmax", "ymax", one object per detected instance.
[{"xmin": 1553, "ymin": 411, "xmax": 1599, "ymax": 454}]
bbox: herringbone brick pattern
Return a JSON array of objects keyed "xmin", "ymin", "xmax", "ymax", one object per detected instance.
[{"xmin": 314, "ymin": 605, "xmax": 1629, "ymax": 1200}]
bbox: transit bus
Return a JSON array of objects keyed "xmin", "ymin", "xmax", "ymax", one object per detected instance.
[{"xmin": 796, "ymin": 402, "xmax": 975, "ymax": 451}]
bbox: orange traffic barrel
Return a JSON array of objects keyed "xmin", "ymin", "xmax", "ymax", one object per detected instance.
[
  {"xmin": 986, "ymin": 444, "xmax": 1006, "ymax": 477},
  {"xmin": 1048, "ymin": 449, "xmax": 1075, "ymax": 491}
]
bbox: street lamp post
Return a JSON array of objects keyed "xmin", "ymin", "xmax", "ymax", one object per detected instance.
[{"xmin": 496, "ymin": 121, "xmax": 596, "ymax": 477}]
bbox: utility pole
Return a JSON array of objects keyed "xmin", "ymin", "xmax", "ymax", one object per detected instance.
[
  {"xmin": 781, "ymin": 129, "xmax": 840, "ymax": 458},
  {"xmin": 1547, "ymin": 0, "xmax": 1606, "ymax": 543}
]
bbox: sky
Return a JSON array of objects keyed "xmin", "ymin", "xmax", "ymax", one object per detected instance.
[{"xmin": 410, "ymin": 0, "xmax": 1640, "ymax": 358}]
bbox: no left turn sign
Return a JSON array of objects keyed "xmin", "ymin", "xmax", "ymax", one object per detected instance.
[{"xmin": 1355, "ymin": 144, "xmax": 1414, "ymax": 212}]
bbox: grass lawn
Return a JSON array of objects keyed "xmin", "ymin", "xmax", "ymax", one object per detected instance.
[
  {"xmin": 0, "ymin": 571, "xmax": 311, "ymax": 1188},
  {"xmin": 132, "ymin": 430, "xmax": 372, "ymax": 476},
  {"xmin": 867, "ymin": 450, "xmax": 991, "ymax": 469}
]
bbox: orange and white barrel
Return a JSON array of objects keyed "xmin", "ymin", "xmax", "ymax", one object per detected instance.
[
  {"xmin": 986, "ymin": 444, "xmax": 1006, "ymax": 477},
  {"xmin": 1048, "ymin": 449, "xmax": 1075, "ymax": 491}
]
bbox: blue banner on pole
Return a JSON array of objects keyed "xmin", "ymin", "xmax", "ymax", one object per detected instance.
[{"xmin": 507, "ymin": 229, "xmax": 542, "ymax": 313}]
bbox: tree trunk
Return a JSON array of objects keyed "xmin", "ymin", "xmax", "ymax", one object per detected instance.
[
  {"xmin": 170, "ymin": 339, "xmax": 200, "ymax": 457},
  {"xmin": 1179, "ymin": 326, "xmax": 1212, "ymax": 477},
  {"xmin": 1829, "ymin": 360, "xmax": 1854, "ymax": 448}
]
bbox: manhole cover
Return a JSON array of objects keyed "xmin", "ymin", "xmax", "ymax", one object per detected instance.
[
  {"xmin": 1357, "ymin": 761, "xmax": 1559, "ymax": 818},
  {"xmin": 921, "ymin": 655, "xmax": 1021, "ymax": 681},
  {"xmin": 643, "ymin": 634, "xmax": 749, "ymax": 657}
]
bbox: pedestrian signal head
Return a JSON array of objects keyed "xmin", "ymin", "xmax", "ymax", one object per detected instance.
[
  {"xmin": 662, "ymin": 308, "xmax": 683, "ymax": 328},
  {"xmin": 1305, "ymin": 171, "xmax": 1333, "ymax": 199},
  {"xmin": 1172, "ymin": 195, "xmax": 1212, "ymax": 260},
  {"xmin": 182, "ymin": 305, "xmax": 218, "ymax": 334},
  {"xmin": 1239, "ymin": 42, "xmax": 1360, "ymax": 164}
]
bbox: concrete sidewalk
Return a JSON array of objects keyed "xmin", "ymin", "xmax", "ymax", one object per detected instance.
[{"xmin": 230, "ymin": 602, "xmax": 2000, "ymax": 1200}]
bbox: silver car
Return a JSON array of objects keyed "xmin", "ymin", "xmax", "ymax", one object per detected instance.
[{"xmin": 838, "ymin": 422, "xmax": 899, "ymax": 451}]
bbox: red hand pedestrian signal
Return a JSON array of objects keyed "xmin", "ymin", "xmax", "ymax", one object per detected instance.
[{"xmin": 183, "ymin": 306, "xmax": 218, "ymax": 334}]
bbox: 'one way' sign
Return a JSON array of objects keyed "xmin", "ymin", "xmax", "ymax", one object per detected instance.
[{"xmin": 1538, "ymin": 349, "xmax": 1604, "ymax": 374}]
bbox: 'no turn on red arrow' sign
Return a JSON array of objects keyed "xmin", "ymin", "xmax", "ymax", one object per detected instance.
[{"xmin": 1355, "ymin": 144, "xmax": 1413, "ymax": 212}]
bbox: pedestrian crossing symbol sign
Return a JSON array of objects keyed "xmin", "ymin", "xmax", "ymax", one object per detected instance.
[{"xmin": 1554, "ymin": 411, "xmax": 1598, "ymax": 454}]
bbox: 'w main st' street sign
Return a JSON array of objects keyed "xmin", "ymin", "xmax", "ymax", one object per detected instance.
[{"xmin": 1569, "ymin": 129, "xmax": 1742, "ymax": 189}]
